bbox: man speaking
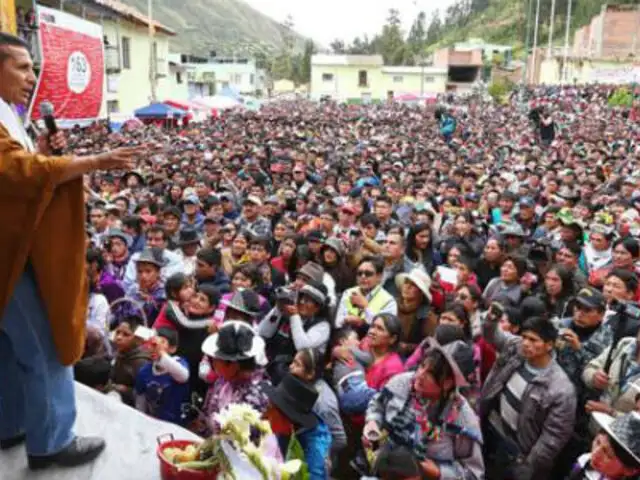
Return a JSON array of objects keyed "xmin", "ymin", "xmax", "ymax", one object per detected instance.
[{"xmin": 0, "ymin": 32, "xmax": 141, "ymax": 470}]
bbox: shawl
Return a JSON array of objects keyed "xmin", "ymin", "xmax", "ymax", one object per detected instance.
[{"xmin": 0, "ymin": 106, "xmax": 87, "ymax": 366}]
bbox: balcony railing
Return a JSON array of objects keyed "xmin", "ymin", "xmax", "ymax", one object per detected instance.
[{"xmin": 105, "ymin": 44, "xmax": 121, "ymax": 73}]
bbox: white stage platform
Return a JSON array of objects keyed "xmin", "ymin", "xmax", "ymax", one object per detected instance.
[{"xmin": 0, "ymin": 383, "xmax": 200, "ymax": 480}]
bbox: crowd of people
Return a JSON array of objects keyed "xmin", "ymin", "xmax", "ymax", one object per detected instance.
[{"xmin": 72, "ymin": 86, "xmax": 640, "ymax": 480}]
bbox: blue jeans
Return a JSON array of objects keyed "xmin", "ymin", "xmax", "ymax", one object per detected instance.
[
  {"xmin": 337, "ymin": 374, "xmax": 376, "ymax": 414},
  {"xmin": 0, "ymin": 266, "xmax": 76, "ymax": 455}
]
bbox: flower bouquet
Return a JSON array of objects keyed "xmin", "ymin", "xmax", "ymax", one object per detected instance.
[{"xmin": 158, "ymin": 403, "xmax": 308, "ymax": 480}]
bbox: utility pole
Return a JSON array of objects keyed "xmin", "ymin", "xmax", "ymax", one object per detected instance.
[
  {"xmin": 530, "ymin": 0, "xmax": 541, "ymax": 84},
  {"xmin": 522, "ymin": 0, "xmax": 534, "ymax": 87},
  {"xmin": 632, "ymin": 2, "xmax": 640, "ymax": 56},
  {"xmin": 547, "ymin": 0, "xmax": 556, "ymax": 58},
  {"xmin": 562, "ymin": 0, "xmax": 573, "ymax": 84},
  {"xmin": 148, "ymin": 0, "xmax": 157, "ymax": 102}
]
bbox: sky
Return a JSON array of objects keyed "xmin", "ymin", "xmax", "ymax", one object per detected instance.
[{"xmin": 243, "ymin": 0, "xmax": 457, "ymax": 47}]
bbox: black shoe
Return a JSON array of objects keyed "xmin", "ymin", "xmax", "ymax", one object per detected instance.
[
  {"xmin": 0, "ymin": 433, "xmax": 26, "ymax": 450},
  {"xmin": 28, "ymin": 436, "xmax": 106, "ymax": 470}
]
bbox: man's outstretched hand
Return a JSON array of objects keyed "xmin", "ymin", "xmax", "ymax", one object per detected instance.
[{"xmin": 93, "ymin": 146, "xmax": 146, "ymax": 171}]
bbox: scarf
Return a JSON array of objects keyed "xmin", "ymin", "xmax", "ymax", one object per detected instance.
[
  {"xmin": 410, "ymin": 389, "xmax": 466, "ymax": 443},
  {"xmin": 583, "ymin": 243, "xmax": 612, "ymax": 271},
  {"xmin": 0, "ymin": 98, "xmax": 34, "ymax": 152}
]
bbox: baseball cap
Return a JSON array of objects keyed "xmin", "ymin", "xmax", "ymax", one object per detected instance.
[
  {"xmin": 575, "ymin": 287, "xmax": 606, "ymax": 311},
  {"xmin": 519, "ymin": 196, "xmax": 536, "ymax": 208}
]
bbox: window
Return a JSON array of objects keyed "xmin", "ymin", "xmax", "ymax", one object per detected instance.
[
  {"xmin": 250, "ymin": 74, "xmax": 255, "ymax": 85},
  {"xmin": 322, "ymin": 73, "xmax": 334, "ymax": 82},
  {"xmin": 233, "ymin": 73, "xmax": 242, "ymax": 84},
  {"xmin": 392, "ymin": 75, "xmax": 403, "ymax": 83},
  {"xmin": 107, "ymin": 100, "xmax": 120, "ymax": 114},
  {"xmin": 358, "ymin": 70, "xmax": 368, "ymax": 87},
  {"xmin": 122, "ymin": 36, "xmax": 131, "ymax": 69},
  {"xmin": 424, "ymin": 75, "xmax": 435, "ymax": 83},
  {"xmin": 176, "ymin": 72, "xmax": 183, "ymax": 84}
]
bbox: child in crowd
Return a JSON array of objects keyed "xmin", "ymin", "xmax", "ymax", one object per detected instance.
[
  {"xmin": 154, "ymin": 274, "xmax": 219, "ymax": 396},
  {"xmin": 330, "ymin": 327, "xmax": 374, "ymax": 414},
  {"xmin": 135, "ymin": 328, "xmax": 190, "ymax": 426},
  {"xmin": 116, "ymin": 247, "xmax": 167, "ymax": 325},
  {"xmin": 108, "ymin": 316, "xmax": 151, "ymax": 405},
  {"xmin": 371, "ymin": 445, "xmax": 422, "ymax": 480}
]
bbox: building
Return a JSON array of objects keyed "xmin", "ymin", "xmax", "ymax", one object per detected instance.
[
  {"xmin": 310, "ymin": 54, "xmax": 447, "ymax": 103},
  {"xmin": 573, "ymin": 4, "xmax": 640, "ymax": 59},
  {"xmin": 454, "ymin": 37, "xmax": 513, "ymax": 64},
  {"xmin": 9, "ymin": 0, "xmax": 188, "ymax": 116},
  {"xmin": 207, "ymin": 57, "xmax": 267, "ymax": 96},
  {"xmin": 432, "ymin": 48, "xmax": 484, "ymax": 93},
  {"xmin": 169, "ymin": 54, "xmax": 268, "ymax": 98}
]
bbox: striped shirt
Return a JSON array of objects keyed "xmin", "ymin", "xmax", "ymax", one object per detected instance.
[{"xmin": 489, "ymin": 363, "xmax": 542, "ymax": 439}]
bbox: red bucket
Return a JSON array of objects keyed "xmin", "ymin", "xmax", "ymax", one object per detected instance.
[{"xmin": 156, "ymin": 435, "xmax": 218, "ymax": 480}]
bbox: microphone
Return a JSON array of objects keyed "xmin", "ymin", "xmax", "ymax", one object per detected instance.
[{"xmin": 39, "ymin": 101, "xmax": 63, "ymax": 155}]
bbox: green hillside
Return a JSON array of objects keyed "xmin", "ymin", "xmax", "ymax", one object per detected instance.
[
  {"xmin": 427, "ymin": 0, "xmax": 639, "ymax": 57},
  {"xmin": 122, "ymin": 0, "xmax": 307, "ymax": 56}
]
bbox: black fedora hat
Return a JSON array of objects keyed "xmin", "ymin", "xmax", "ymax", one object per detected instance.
[
  {"xmin": 265, "ymin": 374, "xmax": 318, "ymax": 429},
  {"xmin": 177, "ymin": 228, "xmax": 201, "ymax": 246}
]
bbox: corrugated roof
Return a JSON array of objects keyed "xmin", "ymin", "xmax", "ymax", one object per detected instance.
[
  {"xmin": 91, "ymin": 0, "xmax": 176, "ymax": 35},
  {"xmin": 312, "ymin": 54, "xmax": 384, "ymax": 66}
]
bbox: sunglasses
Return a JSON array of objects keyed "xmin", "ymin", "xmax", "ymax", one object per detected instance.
[{"xmin": 357, "ymin": 270, "xmax": 376, "ymax": 278}]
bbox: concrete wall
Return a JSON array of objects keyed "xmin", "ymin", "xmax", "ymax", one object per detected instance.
[
  {"xmin": 103, "ymin": 20, "xmax": 172, "ymax": 115},
  {"xmin": 573, "ymin": 5, "xmax": 640, "ymax": 58},
  {"xmin": 537, "ymin": 57, "xmax": 640, "ymax": 85},
  {"xmin": 311, "ymin": 63, "xmax": 385, "ymax": 101}
]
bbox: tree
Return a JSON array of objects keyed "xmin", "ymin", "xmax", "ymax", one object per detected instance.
[
  {"xmin": 299, "ymin": 40, "xmax": 315, "ymax": 84},
  {"xmin": 407, "ymin": 11, "xmax": 427, "ymax": 55},
  {"xmin": 330, "ymin": 39, "xmax": 346, "ymax": 54},
  {"xmin": 426, "ymin": 9, "xmax": 443, "ymax": 45},
  {"xmin": 379, "ymin": 8, "xmax": 407, "ymax": 65}
]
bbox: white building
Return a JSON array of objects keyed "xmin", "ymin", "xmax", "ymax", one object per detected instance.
[{"xmin": 208, "ymin": 57, "xmax": 267, "ymax": 96}]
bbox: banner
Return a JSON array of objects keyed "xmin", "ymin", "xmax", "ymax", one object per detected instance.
[
  {"xmin": 589, "ymin": 65, "xmax": 640, "ymax": 85},
  {"xmin": 30, "ymin": 6, "xmax": 104, "ymax": 127}
]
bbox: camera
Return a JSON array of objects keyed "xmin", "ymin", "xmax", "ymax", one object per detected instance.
[
  {"xmin": 275, "ymin": 287, "xmax": 297, "ymax": 305},
  {"xmin": 610, "ymin": 299, "xmax": 640, "ymax": 321}
]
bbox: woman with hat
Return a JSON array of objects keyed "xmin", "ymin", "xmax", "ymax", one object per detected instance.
[
  {"xmin": 364, "ymin": 339, "xmax": 484, "ymax": 480},
  {"xmin": 264, "ymin": 373, "xmax": 332, "ymax": 480},
  {"xmin": 568, "ymin": 412, "xmax": 640, "ymax": 480},
  {"xmin": 259, "ymin": 281, "xmax": 331, "ymax": 383},
  {"xmin": 394, "ymin": 268, "xmax": 436, "ymax": 358},
  {"xmin": 200, "ymin": 321, "xmax": 270, "ymax": 432}
]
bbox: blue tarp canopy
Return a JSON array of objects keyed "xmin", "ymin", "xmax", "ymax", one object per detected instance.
[{"xmin": 134, "ymin": 102, "xmax": 186, "ymax": 119}]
